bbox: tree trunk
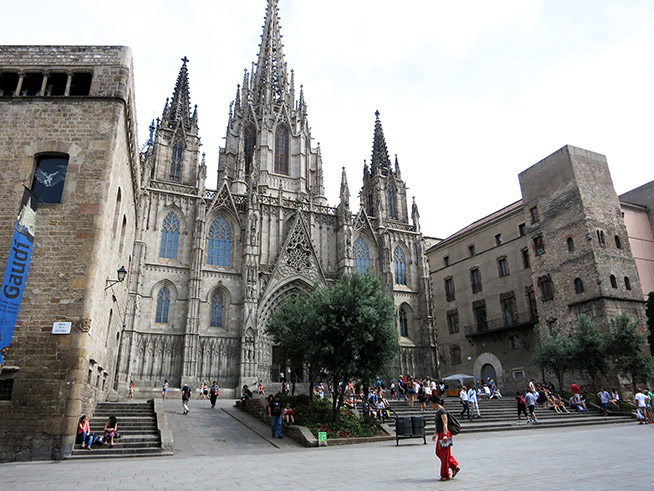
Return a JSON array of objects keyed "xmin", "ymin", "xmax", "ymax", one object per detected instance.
[{"xmin": 332, "ymin": 374, "xmax": 340, "ymax": 422}]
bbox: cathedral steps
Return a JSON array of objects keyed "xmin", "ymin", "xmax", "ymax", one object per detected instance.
[
  {"xmin": 382, "ymin": 397, "xmax": 633, "ymax": 434},
  {"xmin": 66, "ymin": 401, "xmax": 172, "ymax": 459}
]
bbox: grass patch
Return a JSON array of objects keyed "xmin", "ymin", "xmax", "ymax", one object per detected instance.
[{"xmin": 282, "ymin": 394, "xmax": 382, "ymax": 439}]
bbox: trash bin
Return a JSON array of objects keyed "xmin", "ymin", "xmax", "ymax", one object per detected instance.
[
  {"xmin": 395, "ymin": 417, "xmax": 412, "ymax": 436},
  {"xmin": 411, "ymin": 416, "xmax": 425, "ymax": 436}
]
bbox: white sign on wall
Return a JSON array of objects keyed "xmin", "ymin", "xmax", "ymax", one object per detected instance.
[{"xmin": 52, "ymin": 321, "xmax": 72, "ymax": 334}]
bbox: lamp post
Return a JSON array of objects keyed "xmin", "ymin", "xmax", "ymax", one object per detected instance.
[{"xmin": 105, "ymin": 266, "xmax": 127, "ymax": 290}]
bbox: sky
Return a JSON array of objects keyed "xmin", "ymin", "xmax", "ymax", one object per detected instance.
[{"xmin": 5, "ymin": 0, "xmax": 654, "ymax": 238}]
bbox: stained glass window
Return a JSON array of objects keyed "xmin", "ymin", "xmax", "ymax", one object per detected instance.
[
  {"xmin": 274, "ymin": 124, "xmax": 289, "ymax": 175},
  {"xmin": 208, "ymin": 217, "xmax": 231, "ymax": 267},
  {"xmin": 210, "ymin": 292, "xmax": 224, "ymax": 327},
  {"xmin": 353, "ymin": 237, "xmax": 370, "ymax": 274},
  {"xmin": 399, "ymin": 308, "xmax": 408, "ymax": 337},
  {"xmin": 170, "ymin": 140, "xmax": 183, "ymax": 181},
  {"xmin": 394, "ymin": 247, "xmax": 406, "ymax": 285},
  {"xmin": 156, "ymin": 287, "xmax": 170, "ymax": 323},
  {"xmin": 160, "ymin": 212, "xmax": 180, "ymax": 259}
]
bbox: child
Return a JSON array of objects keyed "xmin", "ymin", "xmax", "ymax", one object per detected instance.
[{"xmin": 282, "ymin": 403, "xmax": 295, "ymax": 425}]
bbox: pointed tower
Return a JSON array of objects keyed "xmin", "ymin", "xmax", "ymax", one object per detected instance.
[
  {"xmin": 218, "ymin": 0, "xmax": 327, "ymax": 205},
  {"xmin": 147, "ymin": 57, "xmax": 201, "ymax": 187},
  {"xmin": 360, "ymin": 111, "xmax": 409, "ymax": 223}
]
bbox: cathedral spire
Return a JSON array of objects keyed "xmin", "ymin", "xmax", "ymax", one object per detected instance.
[
  {"xmin": 340, "ymin": 166, "xmax": 350, "ymax": 206},
  {"xmin": 370, "ymin": 110, "xmax": 391, "ymax": 175},
  {"xmin": 162, "ymin": 56, "xmax": 195, "ymax": 131},
  {"xmin": 252, "ymin": 0, "xmax": 288, "ymax": 105}
]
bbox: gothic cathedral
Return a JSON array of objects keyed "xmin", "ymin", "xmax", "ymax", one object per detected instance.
[{"xmin": 120, "ymin": 0, "xmax": 436, "ymax": 393}]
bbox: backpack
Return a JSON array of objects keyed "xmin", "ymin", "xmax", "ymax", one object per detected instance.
[
  {"xmin": 519, "ymin": 396, "xmax": 526, "ymax": 405},
  {"xmin": 448, "ymin": 413, "xmax": 461, "ymax": 436}
]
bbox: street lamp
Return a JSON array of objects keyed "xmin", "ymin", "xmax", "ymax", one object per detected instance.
[{"xmin": 105, "ymin": 266, "xmax": 127, "ymax": 290}]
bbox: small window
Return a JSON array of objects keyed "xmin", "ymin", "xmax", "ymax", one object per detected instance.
[
  {"xmin": 567, "ymin": 237, "xmax": 575, "ymax": 253},
  {"xmin": 530, "ymin": 206, "xmax": 539, "ymax": 224},
  {"xmin": 513, "ymin": 370, "xmax": 525, "ymax": 380},
  {"xmin": 447, "ymin": 310, "xmax": 459, "ymax": 334},
  {"xmin": 498, "ymin": 257, "xmax": 509, "ymax": 277},
  {"xmin": 451, "ymin": 345, "xmax": 461, "ymax": 365},
  {"xmin": 539, "ymin": 276, "xmax": 554, "ymax": 301},
  {"xmin": 574, "ymin": 278, "xmax": 584, "ymax": 294},
  {"xmin": 495, "ymin": 234, "xmax": 503, "ymax": 246},
  {"xmin": 399, "ymin": 308, "xmax": 409, "ymax": 337},
  {"xmin": 443, "ymin": 256, "xmax": 449, "ymax": 267},
  {"xmin": 0, "ymin": 379, "xmax": 14, "ymax": 401},
  {"xmin": 610, "ymin": 274, "xmax": 617, "ymax": 289},
  {"xmin": 597, "ymin": 229, "xmax": 606, "ymax": 246},
  {"xmin": 615, "ymin": 235, "xmax": 622, "ymax": 249},
  {"xmin": 522, "ymin": 249, "xmax": 531, "ymax": 269},
  {"xmin": 21, "ymin": 73, "xmax": 44, "ymax": 96},
  {"xmin": 470, "ymin": 268, "xmax": 482, "ymax": 293},
  {"xmin": 45, "ymin": 72, "xmax": 68, "ymax": 96},
  {"xmin": 0, "ymin": 72, "xmax": 19, "ymax": 96},
  {"xmin": 69, "ymin": 72, "xmax": 92, "ymax": 96},
  {"xmin": 533, "ymin": 236, "xmax": 545, "ymax": 255},
  {"xmin": 468, "ymin": 244, "xmax": 475, "ymax": 257},
  {"xmin": 625, "ymin": 277, "xmax": 631, "ymax": 290},
  {"xmin": 31, "ymin": 154, "xmax": 69, "ymax": 203},
  {"xmin": 444, "ymin": 277, "xmax": 455, "ymax": 301},
  {"xmin": 518, "ymin": 223, "xmax": 526, "ymax": 237}
]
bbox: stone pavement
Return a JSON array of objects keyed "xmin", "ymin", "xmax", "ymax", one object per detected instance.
[{"xmin": 0, "ymin": 397, "xmax": 651, "ymax": 490}]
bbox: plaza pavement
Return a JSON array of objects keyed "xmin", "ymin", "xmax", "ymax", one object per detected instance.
[{"xmin": 0, "ymin": 395, "xmax": 649, "ymax": 490}]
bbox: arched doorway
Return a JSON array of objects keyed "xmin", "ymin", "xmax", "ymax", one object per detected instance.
[{"xmin": 481, "ymin": 363, "xmax": 496, "ymax": 382}]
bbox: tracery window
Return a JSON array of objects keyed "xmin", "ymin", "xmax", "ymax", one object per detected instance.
[
  {"xmin": 274, "ymin": 124, "xmax": 289, "ymax": 175},
  {"xmin": 160, "ymin": 212, "xmax": 180, "ymax": 259},
  {"xmin": 393, "ymin": 246, "xmax": 407, "ymax": 285},
  {"xmin": 210, "ymin": 292, "xmax": 224, "ymax": 327},
  {"xmin": 399, "ymin": 307, "xmax": 409, "ymax": 337},
  {"xmin": 156, "ymin": 287, "xmax": 170, "ymax": 324},
  {"xmin": 387, "ymin": 185, "xmax": 398, "ymax": 219},
  {"xmin": 170, "ymin": 140, "xmax": 183, "ymax": 181},
  {"xmin": 353, "ymin": 237, "xmax": 371, "ymax": 274},
  {"xmin": 244, "ymin": 124, "xmax": 256, "ymax": 175},
  {"xmin": 207, "ymin": 217, "xmax": 231, "ymax": 267}
]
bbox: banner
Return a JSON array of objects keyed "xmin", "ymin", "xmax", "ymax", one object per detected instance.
[{"xmin": 0, "ymin": 189, "xmax": 38, "ymax": 367}]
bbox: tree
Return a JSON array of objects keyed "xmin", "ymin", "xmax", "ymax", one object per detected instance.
[
  {"xmin": 311, "ymin": 273, "xmax": 398, "ymax": 421},
  {"xmin": 266, "ymin": 294, "xmax": 320, "ymax": 397},
  {"xmin": 571, "ymin": 315, "xmax": 609, "ymax": 392},
  {"xmin": 605, "ymin": 313, "xmax": 654, "ymax": 392},
  {"xmin": 646, "ymin": 292, "xmax": 654, "ymax": 355},
  {"xmin": 532, "ymin": 326, "xmax": 574, "ymax": 392}
]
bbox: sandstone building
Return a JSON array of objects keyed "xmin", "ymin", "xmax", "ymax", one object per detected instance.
[
  {"xmin": 428, "ymin": 145, "xmax": 650, "ymax": 392},
  {"xmin": 0, "ymin": 1, "xmax": 435, "ymax": 460}
]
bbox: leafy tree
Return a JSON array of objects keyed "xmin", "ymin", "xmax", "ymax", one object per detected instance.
[
  {"xmin": 532, "ymin": 326, "xmax": 574, "ymax": 392},
  {"xmin": 571, "ymin": 315, "xmax": 609, "ymax": 392},
  {"xmin": 605, "ymin": 314, "xmax": 654, "ymax": 392},
  {"xmin": 311, "ymin": 273, "xmax": 398, "ymax": 421},
  {"xmin": 646, "ymin": 292, "xmax": 654, "ymax": 355},
  {"xmin": 266, "ymin": 294, "xmax": 320, "ymax": 397}
]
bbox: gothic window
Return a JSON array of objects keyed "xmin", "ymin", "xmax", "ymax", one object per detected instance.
[
  {"xmin": 210, "ymin": 292, "xmax": 224, "ymax": 328},
  {"xmin": 399, "ymin": 308, "xmax": 409, "ymax": 337},
  {"xmin": 393, "ymin": 246, "xmax": 407, "ymax": 285},
  {"xmin": 207, "ymin": 216, "xmax": 231, "ymax": 267},
  {"xmin": 170, "ymin": 140, "xmax": 183, "ymax": 182},
  {"xmin": 119, "ymin": 216, "xmax": 127, "ymax": 256},
  {"xmin": 387, "ymin": 185, "xmax": 398, "ymax": 219},
  {"xmin": 274, "ymin": 124, "xmax": 289, "ymax": 175},
  {"xmin": 156, "ymin": 287, "xmax": 170, "ymax": 324},
  {"xmin": 160, "ymin": 212, "xmax": 180, "ymax": 259},
  {"xmin": 610, "ymin": 274, "xmax": 618, "ymax": 289},
  {"xmin": 31, "ymin": 154, "xmax": 69, "ymax": 203},
  {"xmin": 447, "ymin": 310, "xmax": 459, "ymax": 334},
  {"xmin": 451, "ymin": 345, "xmax": 461, "ymax": 365},
  {"xmin": 470, "ymin": 268, "xmax": 482, "ymax": 293},
  {"xmin": 567, "ymin": 237, "xmax": 575, "ymax": 253},
  {"xmin": 444, "ymin": 277, "xmax": 455, "ymax": 301},
  {"xmin": 615, "ymin": 235, "xmax": 622, "ymax": 249},
  {"xmin": 625, "ymin": 276, "xmax": 632, "ymax": 290},
  {"xmin": 574, "ymin": 278, "xmax": 584, "ymax": 294},
  {"xmin": 244, "ymin": 124, "xmax": 256, "ymax": 175},
  {"xmin": 353, "ymin": 237, "xmax": 371, "ymax": 274}
]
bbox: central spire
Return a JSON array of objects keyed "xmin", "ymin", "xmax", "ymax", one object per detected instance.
[
  {"xmin": 252, "ymin": 0, "xmax": 289, "ymax": 105},
  {"xmin": 371, "ymin": 110, "xmax": 392, "ymax": 175},
  {"xmin": 162, "ymin": 56, "xmax": 196, "ymax": 131}
]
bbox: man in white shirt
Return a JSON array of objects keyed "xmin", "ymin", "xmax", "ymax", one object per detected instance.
[
  {"xmin": 635, "ymin": 388, "xmax": 648, "ymax": 424},
  {"xmin": 459, "ymin": 386, "xmax": 471, "ymax": 420},
  {"xmin": 468, "ymin": 386, "xmax": 481, "ymax": 418}
]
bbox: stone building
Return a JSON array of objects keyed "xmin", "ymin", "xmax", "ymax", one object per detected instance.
[
  {"xmin": 119, "ymin": 0, "xmax": 436, "ymax": 396},
  {"xmin": 428, "ymin": 145, "xmax": 648, "ymax": 392},
  {"xmin": 0, "ymin": 46, "xmax": 139, "ymax": 460}
]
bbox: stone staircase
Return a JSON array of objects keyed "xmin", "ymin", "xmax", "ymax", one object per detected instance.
[
  {"xmin": 383, "ymin": 397, "xmax": 634, "ymax": 435},
  {"xmin": 66, "ymin": 400, "xmax": 171, "ymax": 459}
]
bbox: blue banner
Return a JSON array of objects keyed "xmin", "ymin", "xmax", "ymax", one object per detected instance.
[{"xmin": 0, "ymin": 189, "xmax": 38, "ymax": 367}]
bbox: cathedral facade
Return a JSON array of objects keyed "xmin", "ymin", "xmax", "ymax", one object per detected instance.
[{"xmin": 119, "ymin": 0, "xmax": 436, "ymax": 395}]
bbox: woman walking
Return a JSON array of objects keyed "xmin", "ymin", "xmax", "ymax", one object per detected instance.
[{"xmin": 430, "ymin": 395, "xmax": 460, "ymax": 482}]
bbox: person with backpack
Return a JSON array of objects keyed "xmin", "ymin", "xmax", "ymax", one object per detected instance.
[
  {"xmin": 430, "ymin": 395, "xmax": 460, "ymax": 482},
  {"xmin": 269, "ymin": 393, "xmax": 283, "ymax": 438},
  {"xmin": 516, "ymin": 391, "xmax": 528, "ymax": 421},
  {"xmin": 182, "ymin": 383, "xmax": 192, "ymax": 415}
]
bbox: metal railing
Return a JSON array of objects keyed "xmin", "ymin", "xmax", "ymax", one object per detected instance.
[{"xmin": 464, "ymin": 311, "xmax": 538, "ymax": 337}]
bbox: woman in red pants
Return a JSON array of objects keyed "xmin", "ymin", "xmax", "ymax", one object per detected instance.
[{"xmin": 430, "ymin": 396, "xmax": 460, "ymax": 481}]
